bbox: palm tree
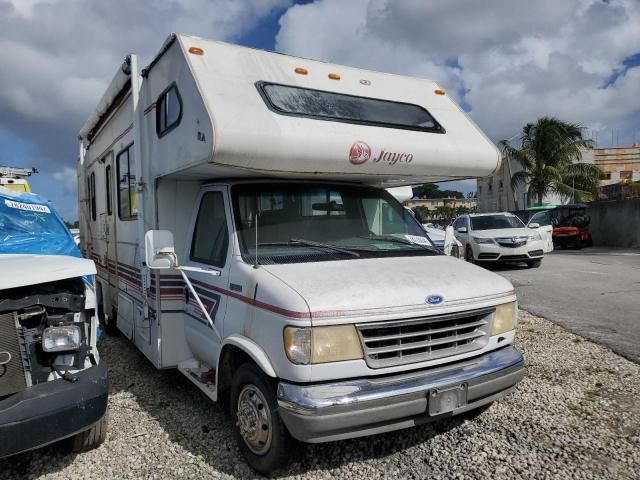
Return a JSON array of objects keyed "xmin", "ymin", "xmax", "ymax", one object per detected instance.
[{"xmin": 499, "ymin": 117, "xmax": 602, "ymax": 206}]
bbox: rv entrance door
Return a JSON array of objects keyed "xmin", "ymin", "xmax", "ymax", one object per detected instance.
[{"xmin": 182, "ymin": 187, "xmax": 231, "ymax": 365}]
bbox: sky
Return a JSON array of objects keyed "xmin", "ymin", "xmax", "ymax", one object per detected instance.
[{"xmin": 1, "ymin": 0, "xmax": 639, "ymax": 221}]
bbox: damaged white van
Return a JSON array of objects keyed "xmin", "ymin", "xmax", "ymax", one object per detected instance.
[
  {"xmin": 78, "ymin": 34, "xmax": 523, "ymax": 474},
  {"xmin": 0, "ymin": 187, "xmax": 108, "ymax": 457}
]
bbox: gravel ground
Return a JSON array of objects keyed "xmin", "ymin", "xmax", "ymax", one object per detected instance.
[{"xmin": 1, "ymin": 310, "xmax": 639, "ymax": 480}]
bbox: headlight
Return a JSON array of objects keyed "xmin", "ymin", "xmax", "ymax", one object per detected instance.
[
  {"xmin": 42, "ymin": 326, "xmax": 81, "ymax": 352},
  {"xmin": 472, "ymin": 236, "xmax": 495, "ymax": 244},
  {"xmin": 284, "ymin": 325, "xmax": 363, "ymax": 365},
  {"xmin": 491, "ymin": 302, "xmax": 517, "ymax": 336}
]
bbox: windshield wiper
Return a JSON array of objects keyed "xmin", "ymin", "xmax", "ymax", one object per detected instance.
[
  {"xmin": 359, "ymin": 234, "xmax": 441, "ymax": 254},
  {"xmin": 257, "ymin": 239, "xmax": 360, "ymax": 258}
]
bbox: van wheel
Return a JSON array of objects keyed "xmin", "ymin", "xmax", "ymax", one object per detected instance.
[
  {"xmin": 103, "ymin": 306, "xmax": 119, "ymax": 336},
  {"xmin": 527, "ymin": 259, "xmax": 542, "ymax": 268},
  {"xmin": 230, "ymin": 363, "xmax": 292, "ymax": 475},
  {"xmin": 70, "ymin": 412, "xmax": 108, "ymax": 453},
  {"xmin": 464, "ymin": 245, "xmax": 474, "ymax": 263}
]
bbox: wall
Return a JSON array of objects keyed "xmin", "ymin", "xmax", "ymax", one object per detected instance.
[{"xmin": 589, "ymin": 199, "xmax": 640, "ymax": 248}]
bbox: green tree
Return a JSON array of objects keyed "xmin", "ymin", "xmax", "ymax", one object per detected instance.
[
  {"xmin": 412, "ymin": 183, "xmax": 464, "ymax": 199},
  {"xmin": 499, "ymin": 117, "xmax": 602, "ymax": 205}
]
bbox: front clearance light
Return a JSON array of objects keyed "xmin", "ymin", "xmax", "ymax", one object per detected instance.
[
  {"xmin": 472, "ymin": 236, "xmax": 495, "ymax": 244},
  {"xmin": 491, "ymin": 302, "xmax": 517, "ymax": 336},
  {"xmin": 42, "ymin": 326, "xmax": 81, "ymax": 352},
  {"xmin": 284, "ymin": 325, "xmax": 363, "ymax": 365}
]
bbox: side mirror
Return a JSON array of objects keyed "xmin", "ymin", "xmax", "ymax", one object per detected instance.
[
  {"xmin": 413, "ymin": 209, "xmax": 424, "ymax": 224},
  {"xmin": 456, "ymin": 227, "xmax": 468, "ymax": 234},
  {"xmin": 145, "ymin": 230, "xmax": 177, "ymax": 269},
  {"xmin": 528, "ymin": 222, "xmax": 540, "ymax": 229}
]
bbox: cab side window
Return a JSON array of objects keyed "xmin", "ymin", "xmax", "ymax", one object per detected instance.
[{"xmin": 190, "ymin": 192, "xmax": 229, "ymax": 268}]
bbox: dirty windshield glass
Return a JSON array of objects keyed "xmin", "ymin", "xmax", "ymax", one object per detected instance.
[
  {"xmin": 258, "ymin": 82, "xmax": 443, "ymax": 132},
  {"xmin": 471, "ymin": 215, "xmax": 525, "ymax": 230},
  {"xmin": 232, "ymin": 184, "xmax": 437, "ymax": 265}
]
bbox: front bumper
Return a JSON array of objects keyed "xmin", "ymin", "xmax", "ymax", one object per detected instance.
[
  {"xmin": 0, "ymin": 362, "xmax": 108, "ymax": 458},
  {"xmin": 473, "ymin": 241, "xmax": 544, "ymax": 262},
  {"xmin": 277, "ymin": 345, "xmax": 523, "ymax": 443}
]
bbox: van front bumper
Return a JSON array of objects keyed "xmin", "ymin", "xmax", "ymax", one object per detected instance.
[
  {"xmin": 277, "ymin": 345, "xmax": 523, "ymax": 443},
  {"xmin": 0, "ymin": 362, "xmax": 108, "ymax": 458}
]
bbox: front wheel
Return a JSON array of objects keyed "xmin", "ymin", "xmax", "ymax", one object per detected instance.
[
  {"xmin": 70, "ymin": 412, "xmax": 108, "ymax": 452},
  {"xmin": 464, "ymin": 245, "xmax": 474, "ymax": 263},
  {"xmin": 574, "ymin": 236, "xmax": 583, "ymax": 250},
  {"xmin": 230, "ymin": 363, "xmax": 293, "ymax": 475}
]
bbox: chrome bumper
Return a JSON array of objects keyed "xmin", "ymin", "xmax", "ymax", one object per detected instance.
[{"xmin": 277, "ymin": 345, "xmax": 524, "ymax": 443}]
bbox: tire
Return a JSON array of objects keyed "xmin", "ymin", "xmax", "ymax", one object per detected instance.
[
  {"xmin": 230, "ymin": 363, "xmax": 293, "ymax": 475},
  {"xmin": 527, "ymin": 259, "xmax": 542, "ymax": 268},
  {"xmin": 103, "ymin": 305, "xmax": 119, "ymax": 336},
  {"xmin": 464, "ymin": 245, "xmax": 474, "ymax": 264},
  {"xmin": 574, "ymin": 236, "xmax": 583, "ymax": 250},
  {"xmin": 586, "ymin": 234, "xmax": 593, "ymax": 247},
  {"xmin": 71, "ymin": 411, "xmax": 108, "ymax": 453}
]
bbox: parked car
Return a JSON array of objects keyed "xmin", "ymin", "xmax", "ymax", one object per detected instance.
[
  {"xmin": 513, "ymin": 204, "xmax": 592, "ymax": 250},
  {"xmin": 423, "ymin": 223, "xmax": 462, "ymax": 257},
  {"xmin": 0, "ymin": 187, "xmax": 108, "ymax": 458},
  {"xmin": 453, "ymin": 212, "xmax": 545, "ymax": 268}
]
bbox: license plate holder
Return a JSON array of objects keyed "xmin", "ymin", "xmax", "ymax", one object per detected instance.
[{"xmin": 428, "ymin": 383, "xmax": 468, "ymax": 416}]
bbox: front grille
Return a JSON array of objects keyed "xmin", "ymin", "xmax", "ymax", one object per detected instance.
[
  {"xmin": 496, "ymin": 237, "xmax": 527, "ymax": 248},
  {"xmin": 478, "ymin": 253, "xmax": 500, "ymax": 259},
  {"xmin": 0, "ymin": 312, "xmax": 31, "ymax": 397},
  {"xmin": 356, "ymin": 307, "xmax": 493, "ymax": 368}
]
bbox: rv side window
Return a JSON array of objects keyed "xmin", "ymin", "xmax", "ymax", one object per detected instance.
[
  {"xmin": 190, "ymin": 192, "xmax": 229, "ymax": 268},
  {"xmin": 257, "ymin": 82, "xmax": 443, "ymax": 133},
  {"xmin": 116, "ymin": 144, "xmax": 137, "ymax": 220},
  {"xmin": 105, "ymin": 165, "xmax": 112, "ymax": 216},
  {"xmin": 156, "ymin": 84, "xmax": 182, "ymax": 137},
  {"xmin": 89, "ymin": 172, "xmax": 96, "ymax": 221}
]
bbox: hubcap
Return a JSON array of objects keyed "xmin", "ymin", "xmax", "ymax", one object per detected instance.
[{"xmin": 236, "ymin": 384, "xmax": 272, "ymax": 455}]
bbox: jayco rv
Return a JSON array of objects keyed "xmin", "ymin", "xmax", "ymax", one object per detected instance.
[{"xmin": 78, "ymin": 34, "xmax": 523, "ymax": 474}]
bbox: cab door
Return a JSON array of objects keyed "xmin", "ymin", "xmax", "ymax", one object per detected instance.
[
  {"xmin": 528, "ymin": 211, "xmax": 554, "ymax": 252},
  {"xmin": 182, "ymin": 187, "xmax": 232, "ymax": 367}
]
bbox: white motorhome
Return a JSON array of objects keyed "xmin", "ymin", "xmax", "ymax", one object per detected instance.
[{"xmin": 78, "ymin": 34, "xmax": 523, "ymax": 474}]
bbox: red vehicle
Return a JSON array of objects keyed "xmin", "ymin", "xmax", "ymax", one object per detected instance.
[{"xmin": 552, "ymin": 204, "xmax": 592, "ymax": 249}]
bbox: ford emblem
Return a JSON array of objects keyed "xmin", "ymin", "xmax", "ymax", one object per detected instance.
[{"xmin": 426, "ymin": 295, "xmax": 444, "ymax": 305}]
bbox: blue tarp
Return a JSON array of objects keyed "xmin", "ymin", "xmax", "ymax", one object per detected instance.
[{"xmin": 0, "ymin": 188, "xmax": 80, "ymax": 257}]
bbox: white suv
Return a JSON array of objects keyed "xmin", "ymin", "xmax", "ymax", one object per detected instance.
[{"xmin": 453, "ymin": 212, "xmax": 545, "ymax": 268}]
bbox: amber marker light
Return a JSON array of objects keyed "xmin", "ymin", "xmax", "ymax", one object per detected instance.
[
  {"xmin": 294, "ymin": 67, "xmax": 308, "ymax": 75},
  {"xmin": 434, "ymin": 89, "xmax": 446, "ymax": 95},
  {"xmin": 328, "ymin": 72, "xmax": 341, "ymax": 80},
  {"xmin": 188, "ymin": 47, "xmax": 204, "ymax": 55}
]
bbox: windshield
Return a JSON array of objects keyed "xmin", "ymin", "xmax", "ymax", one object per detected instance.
[
  {"xmin": 232, "ymin": 183, "xmax": 438, "ymax": 264},
  {"xmin": 0, "ymin": 195, "xmax": 80, "ymax": 257},
  {"xmin": 471, "ymin": 215, "xmax": 525, "ymax": 231}
]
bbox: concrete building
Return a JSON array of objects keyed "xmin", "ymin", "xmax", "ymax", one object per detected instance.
[
  {"xmin": 476, "ymin": 161, "xmax": 562, "ymax": 213},
  {"xmin": 581, "ymin": 146, "xmax": 640, "ymax": 185},
  {"xmin": 476, "ymin": 146, "xmax": 640, "ymax": 212}
]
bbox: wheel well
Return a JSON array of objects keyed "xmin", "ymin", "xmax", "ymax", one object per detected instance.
[{"xmin": 217, "ymin": 345, "xmax": 253, "ymax": 394}]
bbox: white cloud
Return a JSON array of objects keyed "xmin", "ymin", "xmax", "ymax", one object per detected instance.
[
  {"xmin": 52, "ymin": 167, "xmax": 78, "ymax": 196},
  {"xmin": 0, "ymin": 0, "xmax": 292, "ymax": 164},
  {"xmin": 276, "ymin": 0, "xmax": 640, "ymax": 145}
]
